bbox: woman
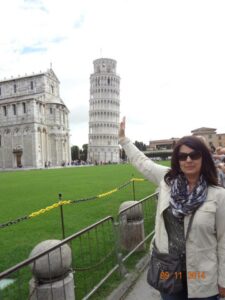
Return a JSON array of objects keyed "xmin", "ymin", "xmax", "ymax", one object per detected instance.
[{"xmin": 119, "ymin": 117, "xmax": 225, "ymax": 300}]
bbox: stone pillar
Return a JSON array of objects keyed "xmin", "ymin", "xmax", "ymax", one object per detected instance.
[
  {"xmin": 119, "ymin": 201, "xmax": 145, "ymax": 251},
  {"xmin": 29, "ymin": 240, "xmax": 75, "ymax": 300}
]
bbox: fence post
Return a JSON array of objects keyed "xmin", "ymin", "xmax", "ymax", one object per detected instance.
[
  {"xmin": 58, "ymin": 193, "xmax": 65, "ymax": 239},
  {"xmin": 29, "ymin": 240, "xmax": 75, "ymax": 300},
  {"xmin": 113, "ymin": 221, "xmax": 127, "ymax": 277},
  {"xmin": 119, "ymin": 201, "xmax": 145, "ymax": 251},
  {"xmin": 131, "ymin": 174, "xmax": 136, "ymax": 200}
]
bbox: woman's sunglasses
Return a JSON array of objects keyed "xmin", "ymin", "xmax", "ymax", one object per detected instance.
[{"xmin": 178, "ymin": 151, "xmax": 202, "ymax": 161}]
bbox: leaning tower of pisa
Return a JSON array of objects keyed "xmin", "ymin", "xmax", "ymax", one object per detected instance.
[{"xmin": 88, "ymin": 58, "xmax": 120, "ymax": 164}]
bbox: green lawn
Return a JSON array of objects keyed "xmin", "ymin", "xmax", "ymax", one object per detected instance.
[{"xmin": 0, "ymin": 163, "xmax": 160, "ymax": 272}]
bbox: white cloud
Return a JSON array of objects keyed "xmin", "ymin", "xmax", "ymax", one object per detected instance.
[{"xmin": 1, "ymin": 0, "xmax": 225, "ymax": 147}]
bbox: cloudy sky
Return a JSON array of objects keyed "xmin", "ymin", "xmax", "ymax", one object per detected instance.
[{"xmin": 1, "ymin": 0, "xmax": 225, "ymax": 148}]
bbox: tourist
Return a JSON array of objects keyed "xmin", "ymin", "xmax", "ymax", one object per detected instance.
[{"xmin": 119, "ymin": 117, "xmax": 225, "ymax": 300}]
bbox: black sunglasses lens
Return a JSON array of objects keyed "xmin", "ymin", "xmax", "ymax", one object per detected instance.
[
  {"xmin": 178, "ymin": 154, "xmax": 188, "ymax": 161},
  {"xmin": 178, "ymin": 151, "xmax": 201, "ymax": 161},
  {"xmin": 190, "ymin": 152, "xmax": 202, "ymax": 160}
]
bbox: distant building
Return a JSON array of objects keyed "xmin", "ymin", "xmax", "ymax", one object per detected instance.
[
  {"xmin": 148, "ymin": 138, "xmax": 179, "ymax": 151},
  {"xmin": 148, "ymin": 127, "xmax": 225, "ymax": 152},
  {"xmin": 191, "ymin": 127, "xmax": 225, "ymax": 149},
  {"xmin": 88, "ymin": 58, "xmax": 120, "ymax": 164},
  {"xmin": 0, "ymin": 69, "xmax": 70, "ymax": 169}
]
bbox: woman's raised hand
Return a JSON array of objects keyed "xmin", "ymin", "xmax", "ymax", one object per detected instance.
[{"xmin": 119, "ymin": 116, "xmax": 126, "ymax": 139}]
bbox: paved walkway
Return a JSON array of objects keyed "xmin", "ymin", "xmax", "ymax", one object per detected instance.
[{"xmin": 124, "ymin": 267, "xmax": 161, "ymax": 300}]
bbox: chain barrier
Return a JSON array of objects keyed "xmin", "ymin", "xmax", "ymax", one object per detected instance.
[
  {"xmin": 0, "ymin": 178, "xmax": 146, "ymax": 229},
  {"xmin": 0, "ymin": 215, "xmax": 29, "ymax": 229},
  {"xmin": 28, "ymin": 200, "xmax": 72, "ymax": 218},
  {"xmin": 70, "ymin": 196, "xmax": 97, "ymax": 204},
  {"xmin": 73, "ymin": 248, "xmax": 115, "ymax": 271}
]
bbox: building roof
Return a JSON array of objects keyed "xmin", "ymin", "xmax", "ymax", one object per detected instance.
[
  {"xmin": 191, "ymin": 127, "xmax": 217, "ymax": 133},
  {"xmin": 149, "ymin": 138, "xmax": 179, "ymax": 144},
  {"xmin": 0, "ymin": 68, "xmax": 59, "ymax": 83}
]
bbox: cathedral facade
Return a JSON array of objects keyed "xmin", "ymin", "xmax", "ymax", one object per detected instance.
[
  {"xmin": 88, "ymin": 58, "xmax": 120, "ymax": 164},
  {"xmin": 0, "ymin": 69, "xmax": 70, "ymax": 169}
]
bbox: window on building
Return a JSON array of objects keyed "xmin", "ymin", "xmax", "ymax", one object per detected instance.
[
  {"xmin": 208, "ymin": 134, "xmax": 212, "ymax": 139},
  {"xmin": 0, "ymin": 87, "xmax": 1, "ymax": 95},
  {"xmin": 14, "ymin": 84, "xmax": 17, "ymax": 93},
  {"xmin": 30, "ymin": 81, "xmax": 34, "ymax": 90},
  {"xmin": 3, "ymin": 106, "xmax": 7, "ymax": 116},
  {"xmin": 51, "ymin": 85, "xmax": 54, "ymax": 94},
  {"xmin": 23, "ymin": 102, "xmax": 26, "ymax": 113},
  {"xmin": 50, "ymin": 107, "xmax": 53, "ymax": 114},
  {"xmin": 218, "ymin": 135, "xmax": 221, "ymax": 140},
  {"xmin": 13, "ymin": 104, "xmax": 16, "ymax": 115}
]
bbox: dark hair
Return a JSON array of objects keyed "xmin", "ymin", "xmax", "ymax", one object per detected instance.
[{"xmin": 164, "ymin": 135, "xmax": 218, "ymax": 186}]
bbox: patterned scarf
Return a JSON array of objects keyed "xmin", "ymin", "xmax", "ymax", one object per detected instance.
[{"xmin": 170, "ymin": 174, "xmax": 208, "ymax": 218}]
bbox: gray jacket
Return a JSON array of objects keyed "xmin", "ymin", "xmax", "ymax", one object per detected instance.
[{"xmin": 120, "ymin": 137, "xmax": 225, "ymax": 298}]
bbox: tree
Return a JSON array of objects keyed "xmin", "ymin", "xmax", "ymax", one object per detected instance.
[
  {"xmin": 134, "ymin": 141, "xmax": 147, "ymax": 151},
  {"xmin": 80, "ymin": 144, "xmax": 88, "ymax": 161},
  {"xmin": 120, "ymin": 148, "xmax": 126, "ymax": 160},
  {"xmin": 71, "ymin": 145, "xmax": 80, "ymax": 161}
]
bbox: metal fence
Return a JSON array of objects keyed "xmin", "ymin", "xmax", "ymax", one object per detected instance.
[{"xmin": 0, "ymin": 193, "xmax": 158, "ymax": 300}]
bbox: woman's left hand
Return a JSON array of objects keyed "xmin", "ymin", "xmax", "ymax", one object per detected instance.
[
  {"xmin": 219, "ymin": 285, "xmax": 225, "ymax": 298},
  {"xmin": 119, "ymin": 116, "xmax": 126, "ymax": 139}
]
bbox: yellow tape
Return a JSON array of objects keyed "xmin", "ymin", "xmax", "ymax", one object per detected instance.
[
  {"xmin": 29, "ymin": 200, "xmax": 71, "ymax": 218},
  {"xmin": 98, "ymin": 188, "xmax": 118, "ymax": 198},
  {"xmin": 59, "ymin": 200, "xmax": 71, "ymax": 206},
  {"xmin": 130, "ymin": 178, "xmax": 145, "ymax": 182}
]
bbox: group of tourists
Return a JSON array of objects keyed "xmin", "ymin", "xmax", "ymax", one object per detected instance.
[{"xmin": 212, "ymin": 146, "xmax": 225, "ymax": 188}]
